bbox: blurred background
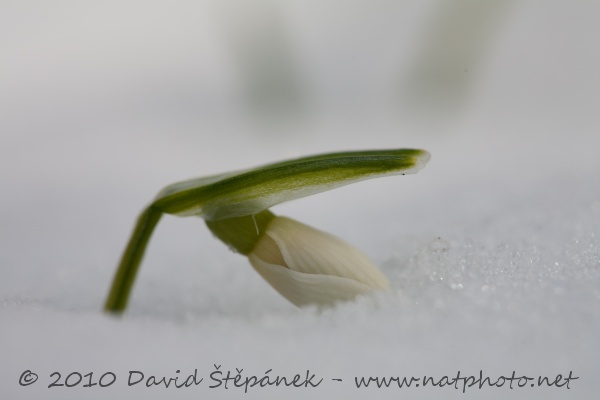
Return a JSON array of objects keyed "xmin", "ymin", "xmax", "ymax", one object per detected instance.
[
  {"xmin": 2, "ymin": 0, "xmax": 598, "ymax": 291},
  {"xmin": 1, "ymin": 1, "xmax": 599, "ymax": 399}
]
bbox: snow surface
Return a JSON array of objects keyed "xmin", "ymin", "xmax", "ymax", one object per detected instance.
[{"xmin": 1, "ymin": 1, "xmax": 599, "ymax": 399}]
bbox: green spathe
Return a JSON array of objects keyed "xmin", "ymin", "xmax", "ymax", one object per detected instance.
[
  {"xmin": 153, "ymin": 149, "xmax": 430, "ymax": 220},
  {"xmin": 104, "ymin": 149, "xmax": 430, "ymax": 313}
]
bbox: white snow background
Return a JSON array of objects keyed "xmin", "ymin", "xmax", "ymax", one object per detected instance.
[{"xmin": 1, "ymin": 1, "xmax": 599, "ymax": 399}]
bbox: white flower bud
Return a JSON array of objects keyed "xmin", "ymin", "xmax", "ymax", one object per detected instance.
[{"xmin": 248, "ymin": 216, "xmax": 390, "ymax": 307}]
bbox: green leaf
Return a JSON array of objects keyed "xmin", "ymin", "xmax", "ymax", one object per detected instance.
[{"xmin": 153, "ymin": 149, "xmax": 430, "ymax": 220}]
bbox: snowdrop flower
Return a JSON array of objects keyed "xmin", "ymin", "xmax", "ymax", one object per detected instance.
[
  {"xmin": 204, "ymin": 209, "xmax": 389, "ymax": 307},
  {"xmin": 105, "ymin": 149, "xmax": 430, "ymax": 313},
  {"xmin": 248, "ymin": 216, "xmax": 389, "ymax": 307}
]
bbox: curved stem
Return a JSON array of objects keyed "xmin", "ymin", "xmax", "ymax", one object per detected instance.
[{"xmin": 104, "ymin": 205, "xmax": 163, "ymax": 314}]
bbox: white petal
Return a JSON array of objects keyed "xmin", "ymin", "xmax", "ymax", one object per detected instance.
[
  {"xmin": 249, "ymin": 255, "xmax": 377, "ymax": 307},
  {"xmin": 262, "ymin": 217, "xmax": 389, "ymax": 290},
  {"xmin": 247, "ymin": 216, "xmax": 390, "ymax": 306}
]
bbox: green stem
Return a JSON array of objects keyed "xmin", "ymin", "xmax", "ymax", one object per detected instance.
[{"xmin": 104, "ymin": 205, "xmax": 163, "ymax": 314}]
